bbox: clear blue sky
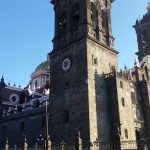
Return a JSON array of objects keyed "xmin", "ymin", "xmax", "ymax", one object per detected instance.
[{"xmin": 0, "ymin": 0, "xmax": 148, "ymax": 87}]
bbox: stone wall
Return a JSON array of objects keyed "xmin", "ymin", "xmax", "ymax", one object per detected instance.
[
  {"xmin": 115, "ymin": 76, "xmax": 136, "ymax": 141},
  {"xmin": 0, "ymin": 107, "xmax": 46, "ymax": 147},
  {"xmin": 86, "ymin": 37, "xmax": 118, "ymax": 142},
  {"xmin": 105, "ymin": 72, "xmax": 143, "ymax": 142},
  {"xmin": 140, "ymin": 80, "xmax": 150, "ymax": 137},
  {"xmin": 49, "ymin": 39, "xmax": 90, "ymax": 147}
]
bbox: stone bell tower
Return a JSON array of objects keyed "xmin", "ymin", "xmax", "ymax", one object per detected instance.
[
  {"xmin": 134, "ymin": 2, "xmax": 150, "ymax": 62},
  {"xmin": 49, "ymin": 0, "xmax": 118, "ymax": 148}
]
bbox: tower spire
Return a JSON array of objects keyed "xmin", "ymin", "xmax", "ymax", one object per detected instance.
[
  {"xmin": 1, "ymin": 75, "xmax": 4, "ymax": 82},
  {"xmin": 0, "ymin": 75, "xmax": 6, "ymax": 87},
  {"xmin": 147, "ymin": 1, "xmax": 150, "ymax": 14},
  {"xmin": 134, "ymin": 2, "xmax": 150, "ymax": 62}
]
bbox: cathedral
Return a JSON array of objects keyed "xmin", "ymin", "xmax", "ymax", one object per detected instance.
[{"xmin": 0, "ymin": 0, "xmax": 150, "ymax": 149}]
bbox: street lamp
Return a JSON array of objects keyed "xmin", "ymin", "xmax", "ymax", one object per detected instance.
[
  {"xmin": 36, "ymin": 134, "xmax": 44, "ymax": 147},
  {"xmin": 45, "ymin": 98, "xmax": 49, "ymax": 149},
  {"xmin": 37, "ymin": 134, "xmax": 45, "ymax": 142},
  {"xmin": 37, "ymin": 98, "xmax": 50, "ymax": 149}
]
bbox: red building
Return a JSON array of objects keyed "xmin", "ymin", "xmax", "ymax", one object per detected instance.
[{"xmin": 1, "ymin": 59, "xmax": 50, "ymax": 117}]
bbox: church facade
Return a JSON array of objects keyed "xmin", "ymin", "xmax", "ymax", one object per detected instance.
[{"xmin": 0, "ymin": 0, "xmax": 150, "ymax": 149}]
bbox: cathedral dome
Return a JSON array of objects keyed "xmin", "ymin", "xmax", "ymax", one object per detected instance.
[{"xmin": 35, "ymin": 60, "xmax": 49, "ymax": 72}]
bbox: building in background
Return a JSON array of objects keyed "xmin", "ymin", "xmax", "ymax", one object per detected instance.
[
  {"xmin": 0, "ymin": 1, "xmax": 150, "ymax": 149},
  {"xmin": 0, "ymin": 57, "xmax": 50, "ymax": 121},
  {"xmin": 0, "ymin": 56, "xmax": 50, "ymax": 147}
]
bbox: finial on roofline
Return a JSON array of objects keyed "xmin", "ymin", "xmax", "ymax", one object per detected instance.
[
  {"xmin": 134, "ymin": 58, "xmax": 140, "ymax": 67},
  {"xmin": 13, "ymin": 82, "xmax": 16, "ymax": 87},
  {"xmin": 110, "ymin": 0, "xmax": 115, "ymax": 3},
  {"xmin": 1, "ymin": 75, "xmax": 4, "ymax": 82},
  {"xmin": 124, "ymin": 64, "xmax": 127, "ymax": 70},
  {"xmin": 0, "ymin": 75, "xmax": 6, "ymax": 87}
]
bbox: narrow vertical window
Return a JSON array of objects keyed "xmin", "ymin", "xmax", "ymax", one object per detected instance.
[
  {"xmin": 120, "ymin": 81, "xmax": 123, "ymax": 89},
  {"xmin": 90, "ymin": 2, "xmax": 96, "ymax": 26},
  {"xmin": 20, "ymin": 121, "xmax": 25, "ymax": 133},
  {"xmin": 131, "ymin": 92, "xmax": 136, "ymax": 104},
  {"xmin": 145, "ymin": 66, "xmax": 149, "ymax": 81},
  {"xmin": 121, "ymin": 97, "xmax": 125, "ymax": 106},
  {"xmin": 101, "ymin": 10, "xmax": 107, "ymax": 29},
  {"xmin": 71, "ymin": 3, "xmax": 80, "ymax": 28},
  {"xmin": 35, "ymin": 99, "xmax": 40, "ymax": 108},
  {"xmin": 35, "ymin": 80, "xmax": 38, "ymax": 88},
  {"xmin": 94, "ymin": 58, "xmax": 98, "ymax": 65},
  {"xmin": 42, "ymin": 117, "xmax": 46, "ymax": 127},
  {"xmin": 125, "ymin": 129, "xmax": 128, "ymax": 139},
  {"xmin": 111, "ymin": 66, "xmax": 115, "ymax": 72},
  {"xmin": 59, "ymin": 11, "xmax": 67, "ymax": 33},
  {"xmin": 63, "ymin": 110, "xmax": 69, "ymax": 124},
  {"xmin": 2, "ymin": 125, "xmax": 6, "ymax": 137}
]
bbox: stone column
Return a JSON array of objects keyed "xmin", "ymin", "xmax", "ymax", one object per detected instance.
[
  {"xmin": 24, "ymin": 135, "xmax": 28, "ymax": 150},
  {"xmin": 93, "ymin": 139, "xmax": 99, "ymax": 150},
  {"xmin": 5, "ymin": 138, "xmax": 9, "ymax": 150},
  {"xmin": 47, "ymin": 136, "xmax": 52, "ymax": 150},
  {"xmin": 61, "ymin": 140, "xmax": 65, "ymax": 150},
  {"xmin": 35, "ymin": 143, "xmax": 38, "ymax": 150},
  {"xmin": 79, "ymin": 136, "xmax": 82, "ymax": 150},
  {"xmin": 14, "ymin": 145, "xmax": 17, "ymax": 150}
]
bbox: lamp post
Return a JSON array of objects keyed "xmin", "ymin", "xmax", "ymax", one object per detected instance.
[
  {"xmin": 45, "ymin": 98, "xmax": 49, "ymax": 149},
  {"xmin": 38, "ymin": 98, "xmax": 50, "ymax": 149},
  {"xmin": 37, "ymin": 134, "xmax": 45, "ymax": 146}
]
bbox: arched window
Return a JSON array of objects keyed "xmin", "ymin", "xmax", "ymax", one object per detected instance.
[
  {"xmin": 131, "ymin": 92, "xmax": 136, "ymax": 104},
  {"xmin": 10, "ymin": 109, "xmax": 14, "ymax": 115},
  {"xmin": 59, "ymin": 11, "xmax": 67, "ymax": 33},
  {"xmin": 90, "ymin": 2, "xmax": 97, "ymax": 28},
  {"xmin": 120, "ymin": 81, "xmax": 123, "ymax": 89},
  {"xmin": 145, "ymin": 66, "xmax": 149, "ymax": 81},
  {"xmin": 136, "ymin": 107, "xmax": 141, "ymax": 119},
  {"xmin": 2, "ymin": 125, "xmax": 6, "ymax": 137},
  {"xmin": 42, "ymin": 117, "xmax": 46, "ymax": 127},
  {"xmin": 125, "ymin": 129, "xmax": 128, "ymax": 139},
  {"xmin": 121, "ymin": 97, "xmax": 125, "ymax": 106},
  {"xmin": 101, "ymin": 10, "xmax": 107, "ymax": 29},
  {"xmin": 143, "ymin": 30, "xmax": 148, "ymax": 41},
  {"xmin": 111, "ymin": 65, "xmax": 116, "ymax": 72},
  {"xmin": 64, "ymin": 80, "xmax": 70, "ymax": 89},
  {"xmin": 20, "ymin": 121, "xmax": 25, "ymax": 133},
  {"xmin": 63, "ymin": 110, "xmax": 69, "ymax": 124},
  {"xmin": 35, "ymin": 80, "xmax": 38, "ymax": 88},
  {"xmin": 135, "ymin": 130, "xmax": 141, "ymax": 142},
  {"xmin": 35, "ymin": 100, "xmax": 40, "ymax": 108},
  {"xmin": 71, "ymin": 3, "xmax": 80, "ymax": 28},
  {"xmin": 17, "ymin": 106, "xmax": 22, "ymax": 112}
]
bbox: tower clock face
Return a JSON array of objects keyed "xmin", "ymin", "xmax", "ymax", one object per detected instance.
[{"xmin": 62, "ymin": 58, "xmax": 71, "ymax": 71}]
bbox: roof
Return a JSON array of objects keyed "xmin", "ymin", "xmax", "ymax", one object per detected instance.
[{"xmin": 35, "ymin": 60, "xmax": 49, "ymax": 72}]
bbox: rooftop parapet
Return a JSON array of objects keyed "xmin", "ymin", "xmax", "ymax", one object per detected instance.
[{"xmin": 105, "ymin": 70, "xmax": 135, "ymax": 81}]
